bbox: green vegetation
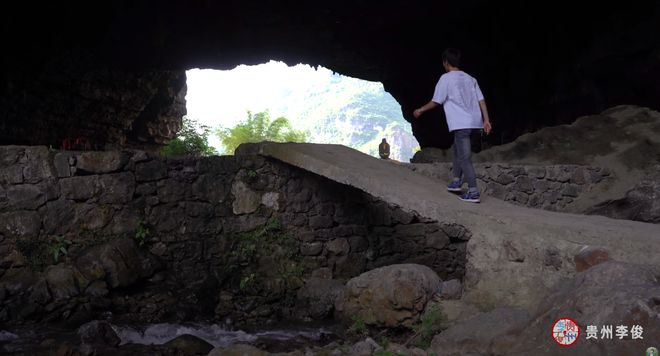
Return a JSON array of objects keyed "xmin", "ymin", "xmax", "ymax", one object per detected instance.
[
  {"xmin": 273, "ymin": 76, "xmax": 418, "ymax": 161},
  {"xmin": 162, "ymin": 116, "xmax": 218, "ymax": 156},
  {"xmin": 348, "ymin": 315, "xmax": 368, "ymax": 336},
  {"xmin": 15, "ymin": 235, "xmax": 74, "ymax": 271},
  {"xmin": 246, "ymin": 169, "xmax": 258, "ymax": 180},
  {"xmin": 408, "ymin": 305, "xmax": 448, "ymax": 349},
  {"xmin": 239, "ymin": 273, "xmax": 257, "ymax": 291},
  {"xmin": 216, "ymin": 111, "xmax": 308, "ymax": 154},
  {"xmin": 224, "ymin": 217, "xmax": 303, "ymax": 295},
  {"xmin": 134, "ymin": 220, "xmax": 150, "ymax": 247},
  {"xmin": 50, "ymin": 235, "xmax": 72, "ymax": 263},
  {"xmin": 378, "ymin": 336, "xmax": 391, "ymax": 350}
]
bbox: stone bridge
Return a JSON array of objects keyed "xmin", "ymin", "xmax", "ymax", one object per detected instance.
[{"xmin": 238, "ymin": 142, "xmax": 660, "ymax": 311}]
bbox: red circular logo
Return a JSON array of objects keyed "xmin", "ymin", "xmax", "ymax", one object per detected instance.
[{"xmin": 551, "ymin": 317, "xmax": 580, "ymax": 347}]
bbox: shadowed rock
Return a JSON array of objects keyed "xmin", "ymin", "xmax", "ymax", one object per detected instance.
[{"xmin": 335, "ymin": 264, "xmax": 441, "ymax": 327}]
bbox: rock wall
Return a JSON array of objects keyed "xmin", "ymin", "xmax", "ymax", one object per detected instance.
[
  {"xmin": 4, "ymin": 2, "xmax": 660, "ymax": 150},
  {"xmin": 0, "ymin": 146, "xmax": 467, "ymax": 326},
  {"xmin": 586, "ymin": 165, "xmax": 660, "ymax": 223},
  {"xmin": 0, "ymin": 52, "xmax": 186, "ymax": 149},
  {"xmin": 408, "ymin": 163, "xmax": 612, "ymax": 211}
]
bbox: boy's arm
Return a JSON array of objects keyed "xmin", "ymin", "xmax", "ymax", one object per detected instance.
[
  {"xmin": 413, "ymin": 101, "xmax": 439, "ymax": 118},
  {"xmin": 479, "ymin": 100, "xmax": 492, "ymax": 134}
]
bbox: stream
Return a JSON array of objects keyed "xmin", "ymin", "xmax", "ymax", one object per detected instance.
[{"xmin": 0, "ymin": 321, "xmax": 339, "ymax": 354}]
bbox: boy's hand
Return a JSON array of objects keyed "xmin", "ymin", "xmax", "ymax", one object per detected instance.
[
  {"xmin": 483, "ymin": 121, "xmax": 492, "ymax": 135},
  {"xmin": 413, "ymin": 108, "xmax": 423, "ymax": 118}
]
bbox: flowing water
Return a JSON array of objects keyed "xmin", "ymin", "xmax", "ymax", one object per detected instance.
[{"xmin": 0, "ymin": 321, "xmax": 338, "ymax": 354}]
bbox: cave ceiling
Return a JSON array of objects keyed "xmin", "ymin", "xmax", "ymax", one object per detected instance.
[{"xmin": 2, "ymin": 1, "xmax": 659, "ymax": 149}]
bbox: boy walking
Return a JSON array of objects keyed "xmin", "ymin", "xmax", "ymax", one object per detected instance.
[{"xmin": 413, "ymin": 48, "xmax": 492, "ymax": 203}]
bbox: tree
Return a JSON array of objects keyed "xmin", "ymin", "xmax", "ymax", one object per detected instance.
[
  {"xmin": 216, "ymin": 111, "xmax": 308, "ymax": 154},
  {"xmin": 161, "ymin": 116, "xmax": 218, "ymax": 156}
]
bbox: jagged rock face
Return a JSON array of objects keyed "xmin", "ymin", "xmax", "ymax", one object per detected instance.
[
  {"xmin": 431, "ymin": 262, "xmax": 660, "ymax": 355},
  {"xmin": 0, "ymin": 52, "xmax": 186, "ymax": 149},
  {"xmin": 2, "ymin": 1, "xmax": 659, "ymax": 149}
]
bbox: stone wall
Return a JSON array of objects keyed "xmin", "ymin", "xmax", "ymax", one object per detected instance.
[
  {"xmin": 0, "ymin": 146, "xmax": 468, "ymax": 326},
  {"xmin": 407, "ymin": 162, "xmax": 612, "ymax": 211}
]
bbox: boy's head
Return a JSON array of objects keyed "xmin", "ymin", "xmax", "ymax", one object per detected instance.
[{"xmin": 442, "ymin": 48, "xmax": 461, "ymax": 70}]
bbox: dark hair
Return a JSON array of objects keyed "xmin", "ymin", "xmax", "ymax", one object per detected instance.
[{"xmin": 442, "ymin": 48, "xmax": 461, "ymax": 68}]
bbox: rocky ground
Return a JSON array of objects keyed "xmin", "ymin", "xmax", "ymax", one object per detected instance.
[{"xmin": 4, "ymin": 259, "xmax": 657, "ymax": 355}]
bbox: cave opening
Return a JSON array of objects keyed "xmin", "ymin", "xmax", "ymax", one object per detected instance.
[{"xmin": 185, "ymin": 61, "xmax": 419, "ymax": 161}]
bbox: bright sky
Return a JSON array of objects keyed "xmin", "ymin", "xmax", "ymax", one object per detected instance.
[
  {"xmin": 187, "ymin": 61, "xmax": 339, "ymax": 148},
  {"xmin": 185, "ymin": 60, "xmax": 411, "ymax": 153}
]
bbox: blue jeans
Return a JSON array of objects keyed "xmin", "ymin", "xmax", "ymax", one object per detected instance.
[{"xmin": 452, "ymin": 129, "xmax": 478, "ymax": 191}]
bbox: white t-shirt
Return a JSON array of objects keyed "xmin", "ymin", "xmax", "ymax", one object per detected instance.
[{"xmin": 432, "ymin": 71, "xmax": 485, "ymax": 132}]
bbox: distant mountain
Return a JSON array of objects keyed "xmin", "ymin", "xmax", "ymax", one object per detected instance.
[
  {"xmin": 188, "ymin": 64, "xmax": 419, "ymax": 161},
  {"xmin": 264, "ymin": 70, "xmax": 419, "ymax": 162}
]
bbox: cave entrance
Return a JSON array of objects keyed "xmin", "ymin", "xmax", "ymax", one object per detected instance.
[{"xmin": 185, "ymin": 60, "xmax": 419, "ymax": 162}]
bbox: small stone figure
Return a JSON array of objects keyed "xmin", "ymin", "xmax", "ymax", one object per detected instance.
[{"xmin": 379, "ymin": 138, "xmax": 390, "ymax": 159}]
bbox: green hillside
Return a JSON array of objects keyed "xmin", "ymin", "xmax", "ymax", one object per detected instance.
[{"xmin": 270, "ymin": 71, "xmax": 418, "ymax": 161}]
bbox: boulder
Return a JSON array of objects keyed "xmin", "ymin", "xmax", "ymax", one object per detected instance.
[
  {"xmin": 84, "ymin": 280, "xmax": 109, "ymax": 297},
  {"xmin": 432, "ymin": 261, "xmax": 660, "ymax": 355},
  {"xmin": 0, "ymin": 268, "xmax": 36, "ymax": 295},
  {"xmin": 294, "ymin": 278, "xmax": 344, "ymax": 320},
  {"xmin": 78, "ymin": 320, "xmax": 120, "ymax": 347},
  {"xmin": 75, "ymin": 250, "xmax": 107, "ymax": 283},
  {"xmin": 208, "ymin": 344, "xmax": 268, "ymax": 356},
  {"xmin": 429, "ymin": 300, "xmax": 480, "ymax": 325},
  {"xmin": 44, "ymin": 265, "xmax": 79, "ymax": 300},
  {"xmin": 437, "ymin": 279, "xmax": 462, "ymax": 300},
  {"xmin": 335, "ymin": 264, "xmax": 441, "ymax": 327},
  {"xmin": 507, "ymin": 261, "xmax": 660, "ymax": 355},
  {"xmin": 385, "ymin": 342, "xmax": 415, "ymax": 356},
  {"xmin": 27, "ymin": 278, "xmax": 52, "ymax": 305},
  {"xmin": 164, "ymin": 334, "xmax": 213, "ymax": 355},
  {"xmin": 75, "ymin": 238, "xmax": 159, "ymax": 289},
  {"xmin": 0, "ymin": 248, "xmax": 26, "ymax": 269},
  {"xmin": 350, "ymin": 337, "xmax": 381, "ymax": 356},
  {"xmin": 430, "ymin": 307, "xmax": 531, "ymax": 356},
  {"xmin": 587, "ymin": 167, "xmax": 660, "ymax": 224}
]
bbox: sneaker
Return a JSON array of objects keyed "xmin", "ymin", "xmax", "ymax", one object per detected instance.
[
  {"xmin": 447, "ymin": 180, "xmax": 462, "ymax": 192},
  {"xmin": 459, "ymin": 191, "xmax": 481, "ymax": 203}
]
